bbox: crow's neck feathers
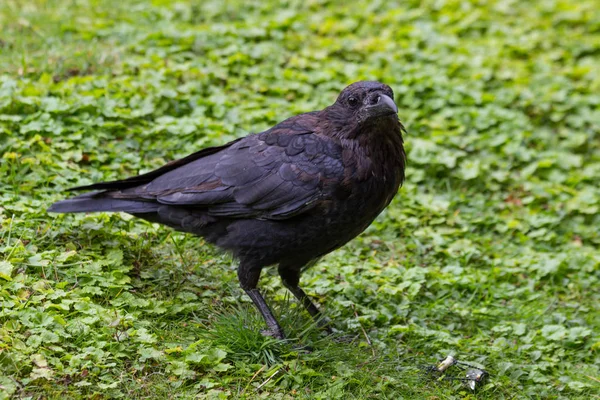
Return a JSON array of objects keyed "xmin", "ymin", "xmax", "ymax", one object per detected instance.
[{"xmin": 316, "ymin": 106, "xmax": 406, "ymax": 187}]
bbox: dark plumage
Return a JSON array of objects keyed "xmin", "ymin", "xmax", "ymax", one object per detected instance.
[{"xmin": 49, "ymin": 81, "xmax": 406, "ymax": 339}]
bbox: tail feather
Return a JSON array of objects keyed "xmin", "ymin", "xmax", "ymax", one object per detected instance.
[{"xmin": 48, "ymin": 192, "xmax": 158, "ymax": 214}]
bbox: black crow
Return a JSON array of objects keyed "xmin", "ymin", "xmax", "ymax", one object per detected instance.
[{"xmin": 48, "ymin": 81, "xmax": 406, "ymax": 339}]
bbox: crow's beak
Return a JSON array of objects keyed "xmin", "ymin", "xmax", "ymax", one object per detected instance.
[
  {"xmin": 366, "ymin": 93, "xmax": 398, "ymax": 117},
  {"xmin": 378, "ymin": 94, "xmax": 398, "ymax": 114}
]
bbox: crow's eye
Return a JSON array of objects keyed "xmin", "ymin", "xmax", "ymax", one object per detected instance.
[{"xmin": 348, "ymin": 96, "xmax": 359, "ymax": 107}]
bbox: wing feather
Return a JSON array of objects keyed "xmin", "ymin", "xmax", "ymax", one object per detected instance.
[{"xmin": 72, "ymin": 113, "xmax": 345, "ymax": 221}]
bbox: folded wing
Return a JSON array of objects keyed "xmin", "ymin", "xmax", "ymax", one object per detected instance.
[{"xmin": 60, "ymin": 116, "xmax": 345, "ymax": 221}]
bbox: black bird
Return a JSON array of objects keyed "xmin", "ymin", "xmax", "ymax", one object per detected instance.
[{"xmin": 48, "ymin": 81, "xmax": 406, "ymax": 339}]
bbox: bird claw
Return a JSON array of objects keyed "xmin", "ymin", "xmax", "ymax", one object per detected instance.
[
  {"xmin": 259, "ymin": 329, "xmax": 312, "ymax": 353},
  {"xmin": 259, "ymin": 328, "xmax": 285, "ymax": 340},
  {"xmin": 310, "ymin": 320, "xmax": 356, "ymax": 342},
  {"xmin": 316, "ymin": 316, "xmax": 333, "ymax": 329}
]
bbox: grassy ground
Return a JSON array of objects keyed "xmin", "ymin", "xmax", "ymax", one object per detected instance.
[{"xmin": 1, "ymin": 0, "xmax": 599, "ymax": 398}]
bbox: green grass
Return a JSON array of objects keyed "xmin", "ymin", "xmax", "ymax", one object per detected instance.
[{"xmin": 1, "ymin": 0, "xmax": 599, "ymax": 398}]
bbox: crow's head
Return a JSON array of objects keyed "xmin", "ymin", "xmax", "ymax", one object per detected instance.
[
  {"xmin": 337, "ymin": 81, "xmax": 397, "ymax": 120},
  {"xmin": 322, "ymin": 81, "xmax": 400, "ymax": 139}
]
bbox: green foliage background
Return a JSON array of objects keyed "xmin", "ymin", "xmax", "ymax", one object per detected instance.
[{"xmin": 1, "ymin": 0, "xmax": 599, "ymax": 398}]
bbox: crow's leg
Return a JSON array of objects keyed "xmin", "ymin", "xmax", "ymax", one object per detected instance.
[
  {"xmin": 278, "ymin": 266, "xmax": 332, "ymax": 332},
  {"xmin": 238, "ymin": 262, "xmax": 285, "ymax": 339}
]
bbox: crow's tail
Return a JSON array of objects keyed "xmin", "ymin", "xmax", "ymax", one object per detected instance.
[{"xmin": 47, "ymin": 192, "xmax": 158, "ymax": 214}]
